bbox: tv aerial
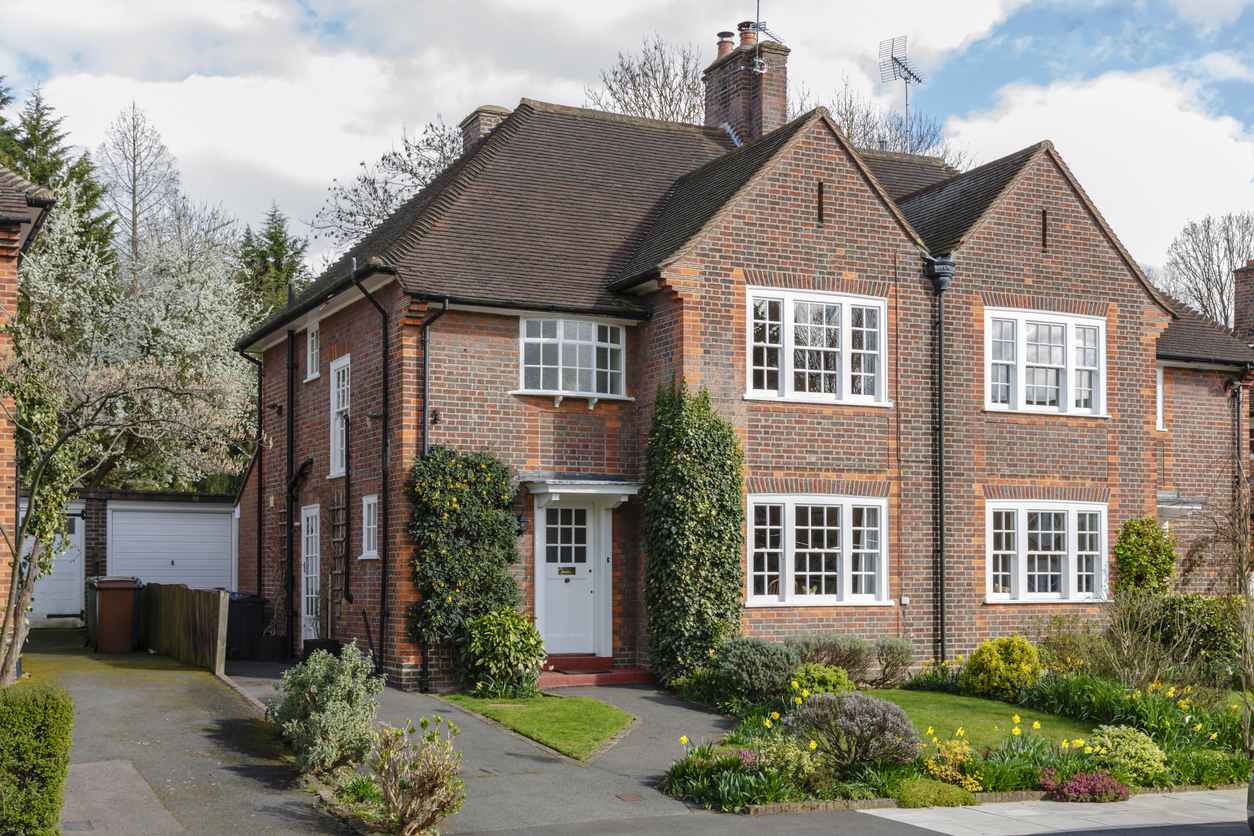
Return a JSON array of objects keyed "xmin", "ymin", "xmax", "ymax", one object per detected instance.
[
  {"xmin": 878, "ymin": 36, "xmax": 926, "ymax": 153},
  {"xmin": 748, "ymin": 0, "xmax": 786, "ymax": 75}
]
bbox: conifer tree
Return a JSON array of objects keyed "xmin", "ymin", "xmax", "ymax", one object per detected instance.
[{"xmin": 239, "ymin": 202, "xmax": 310, "ymax": 320}]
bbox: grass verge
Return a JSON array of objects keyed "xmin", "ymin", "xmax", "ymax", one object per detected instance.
[
  {"xmin": 894, "ymin": 777, "xmax": 978, "ymax": 808},
  {"xmin": 874, "ymin": 689, "xmax": 1093, "ymax": 751},
  {"xmin": 445, "ymin": 695, "xmax": 632, "ymax": 760}
]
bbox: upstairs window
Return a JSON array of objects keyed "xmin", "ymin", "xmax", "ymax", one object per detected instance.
[
  {"xmin": 305, "ymin": 323, "xmax": 320, "ymax": 381},
  {"xmin": 361, "ymin": 495, "xmax": 378, "ymax": 559},
  {"xmin": 985, "ymin": 309, "xmax": 1106, "ymax": 415},
  {"xmin": 747, "ymin": 288, "xmax": 887, "ymax": 404},
  {"xmin": 986, "ymin": 501, "xmax": 1106, "ymax": 601},
  {"xmin": 329, "ymin": 355, "xmax": 350, "ymax": 477},
  {"xmin": 520, "ymin": 319, "xmax": 624, "ymax": 396}
]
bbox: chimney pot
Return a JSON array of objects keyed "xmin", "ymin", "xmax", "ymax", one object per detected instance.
[
  {"xmin": 738, "ymin": 21, "xmax": 757, "ymax": 46},
  {"xmin": 716, "ymin": 31, "xmax": 735, "ymax": 58},
  {"xmin": 705, "ymin": 22, "xmax": 789, "ymax": 142}
]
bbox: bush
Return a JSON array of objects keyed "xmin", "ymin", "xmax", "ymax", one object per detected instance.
[
  {"xmin": 787, "ymin": 692, "xmax": 920, "ymax": 769},
  {"xmin": 894, "ymin": 777, "xmax": 976, "ymax": 808},
  {"xmin": 671, "ymin": 666, "xmax": 730, "ymax": 706},
  {"xmin": 962, "ymin": 635, "xmax": 1041, "ymax": 701},
  {"xmin": 405, "ymin": 446, "xmax": 523, "ymax": 644},
  {"xmin": 1166, "ymin": 747, "xmax": 1252, "ymax": 788},
  {"xmin": 643, "ymin": 382, "xmax": 746, "ymax": 685},
  {"xmin": 1024, "ymin": 612, "xmax": 1104, "ymax": 674},
  {"xmin": 1113, "ymin": 516, "xmax": 1177, "ymax": 592},
  {"xmin": 752, "ymin": 735, "xmax": 817, "ymax": 787},
  {"xmin": 794, "ymin": 663, "xmax": 853, "ymax": 696},
  {"xmin": 0, "ymin": 682, "xmax": 74, "ymax": 836},
  {"xmin": 901, "ymin": 657, "xmax": 964, "ymax": 694},
  {"xmin": 1039, "ymin": 768, "xmax": 1130, "ymax": 802},
  {"xmin": 1087, "ymin": 724, "xmax": 1167, "ymax": 786},
  {"xmin": 1157, "ymin": 594, "xmax": 1241, "ymax": 685},
  {"xmin": 266, "ymin": 641, "xmax": 384, "ymax": 773},
  {"xmin": 372, "ymin": 717, "xmax": 465, "ymax": 836},
  {"xmin": 784, "ymin": 633, "xmax": 874, "ymax": 683},
  {"xmin": 874, "ymin": 636, "xmax": 915, "ymax": 688},
  {"xmin": 715, "ymin": 638, "xmax": 799, "ymax": 702},
  {"xmin": 456, "ymin": 608, "xmax": 545, "ymax": 697},
  {"xmin": 661, "ymin": 742, "xmax": 791, "ymax": 809},
  {"xmin": 925, "ymin": 738, "xmax": 983, "ymax": 792}
]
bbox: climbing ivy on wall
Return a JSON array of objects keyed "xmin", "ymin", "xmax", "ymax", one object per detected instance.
[
  {"xmin": 643, "ymin": 380, "xmax": 746, "ymax": 685},
  {"xmin": 405, "ymin": 445, "xmax": 522, "ymax": 643}
]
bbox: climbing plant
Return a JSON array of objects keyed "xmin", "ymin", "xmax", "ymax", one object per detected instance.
[
  {"xmin": 1113, "ymin": 516, "xmax": 1178, "ymax": 592},
  {"xmin": 643, "ymin": 380, "xmax": 745, "ymax": 685},
  {"xmin": 405, "ymin": 446, "xmax": 522, "ymax": 643}
]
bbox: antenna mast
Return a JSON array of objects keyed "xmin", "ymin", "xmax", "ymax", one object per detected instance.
[
  {"xmin": 878, "ymin": 36, "xmax": 926, "ymax": 153},
  {"xmin": 749, "ymin": 0, "xmax": 786, "ymax": 74}
]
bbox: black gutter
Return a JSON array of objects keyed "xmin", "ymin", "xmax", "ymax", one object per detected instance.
[
  {"xmin": 237, "ymin": 349, "xmax": 264, "ymax": 598},
  {"xmin": 406, "ymin": 290, "xmax": 646, "ymax": 321},
  {"xmin": 924, "ymin": 254, "xmax": 955, "ymax": 662},
  {"xmin": 351, "ymin": 260, "xmax": 391, "ymax": 676},
  {"xmin": 420, "ymin": 297, "xmax": 449, "ymax": 693},
  {"xmin": 20, "ymin": 196, "xmax": 56, "ymax": 257},
  {"xmin": 343, "ymin": 414, "xmax": 352, "ymax": 606}
]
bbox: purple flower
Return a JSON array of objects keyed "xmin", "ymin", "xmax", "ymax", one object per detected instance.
[
  {"xmin": 729, "ymin": 748, "xmax": 759, "ymax": 772},
  {"xmin": 1039, "ymin": 768, "xmax": 1130, "ymax": 803}
]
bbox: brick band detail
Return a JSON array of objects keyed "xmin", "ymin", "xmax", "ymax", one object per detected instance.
[
  {"xmin": 981, "ymin": 292, "xmax": 1108, "ymax": 318},
  {"xmin": 744, "ymin": 269, "xmax": 890, "ymax": 300},
  {"xmin": 981, "ymin": 484, "xmax": 1111, "ymax": 503},
  {"xmin": 746, "ymin": 477, "xmax": 891, "ymax": 497}
]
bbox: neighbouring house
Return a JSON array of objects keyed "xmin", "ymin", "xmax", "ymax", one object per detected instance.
[
  {"xmin": 234, "ymin": 23, "xmax": 1254, "ymax": 689},
  {"xmin": 0, "ymin": 164, "xmax": 54, "ymax": 621}
]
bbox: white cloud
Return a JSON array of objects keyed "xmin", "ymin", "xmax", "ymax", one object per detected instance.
[
  {"xmin": 947, "ymin": 69, "xmax": 1254, "ymax": 268},
  {"xmin": 1163, "ymin": 0, "xmax": 1254, "ymax": 26}
]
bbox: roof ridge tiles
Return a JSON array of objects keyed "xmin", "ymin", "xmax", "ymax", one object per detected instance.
[
  {"xmin": 518, "ymin": 98, "xmax": 728, "ymax": 136},
  {"xmin": 896, "ymin": 141, "xmax": 1050, "ymax": 205},
  {"xmin": 0, "ymin": 163, "xmax": 53, "ymax": 202}
]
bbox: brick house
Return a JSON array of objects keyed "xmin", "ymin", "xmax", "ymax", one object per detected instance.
[
  {"xmin": 0, "ymin": 164, "xmax": 53, "ymax": 618},
  {"xmin": 235, "ymin": 24, "xmax": 1254, "ymax": 689}
]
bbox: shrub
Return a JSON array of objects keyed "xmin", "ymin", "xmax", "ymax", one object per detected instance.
[
  {"xmin": 794, "ymin": 663, "xmax": 853, "ymax": 696},
  {"xmin": 1166, "ymin": 747, "xmax": 1252, "ymax": 788},
  {"xmin": 671, "ymin": 666, "xmax": 730, "ymax": 706},
  {"xmin": 1101, "ymin": 589, "xmax": 1201, "ymax": 690},
  {"xmin": 1087, "ymin": 724, "xmax": 1167, "ymax": 786},
  {"xmin": 784, "ymin": 633, "xmax": 874, "ymax": 682},
  {"xmin": 715, "ymin": 638, "xmax": 799, "ymax": 702},
  {"xmin": 787, "ymin": 692, "xmax": 920, "ymax": 769},
  {"xmin": 962, "ymin": 635, "xmax": 1041, "ymax": 701},
  {"xmin": 372, "ymin": 717, "xmax": 465, "ymax": 836},
  {"xmin": 456, "ymin": 608, "xmax": 545, "ymax": 697},
  {"xmin": 1113, "ymin": 516, "xmax": 1177, "ymax": 592},
  {"xmin": 874, "ymin": 636, "xmax": 915, "ymax": 688},
  {"xmin": 662, "ymin": 742, "xmax": 791, "ymax": 809},
  {"xmin": 1157, "ymin": 594, "xmax": 1241, "ymax": 684},
  {"xmin": 901, "ymin": 657, "xmax": 964, "ymax": 694},
  {"xmin": 1024, "ymin": 612, "xmax": 1104, "ymax": 673},
  {"xmin": 405, "ymin": 446, "xmax": 522, "ymax": 644},
  {"xmin": 643, "ymin": 381, "xmax": 745, "ymax": 685},
  {"xmin": 336, "ymin": 774, "xmax": 383, "ymax": 805},
  {"xmin": 1039, "ymin": 768, "xmax": 1130, "ymax": 802},
  {"xmin": 894, "ymin": 777, "xmax": 977, "ymax": 808},
  {"xmin": 0, "ymin": 682, "xmax": 74, "ymax": 836},
  {"xmin": 925, "ymin": 738, "xmax": 983, "ymax": 792},
  {"xmin": 266, "ymin": 641, "xmax": 384, "ymax": 773},
  {"xmin": 752, "ymin": 735, "xmax": 816, "ymax": 787}
]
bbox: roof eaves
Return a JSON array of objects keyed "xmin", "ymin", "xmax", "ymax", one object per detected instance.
[
  {"xmin": 1155, "ymin": 351, "xmax": 1250, "ymax": 367},
  {"xmin": 406, "ymin": 289, "xmax": 647, "ymax": 319}
]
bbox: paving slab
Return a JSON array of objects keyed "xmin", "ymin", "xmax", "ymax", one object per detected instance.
[{"xmin": 60, "ymin": 760, "xmax": 184, "ymax": 835}]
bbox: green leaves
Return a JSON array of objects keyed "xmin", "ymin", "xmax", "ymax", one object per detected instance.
[
  {"xmin": 1113, "ymin": 517, "xmax": 1178, "ymax": 592},
  {"xmin": 643, "ymin": 379, "xmax": 745, "ymax": 685}
]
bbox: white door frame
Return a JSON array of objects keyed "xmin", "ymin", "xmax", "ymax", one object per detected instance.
[
  {"xmin": 26, "ymin": 499, "xmax": 86, "ymax": 626},
  {"xmin": 528, "ymin": 481, "xmax": 639, "ymax": 659},
  {"xmin": 301, "ymin": 504, "xmax": 321, "ymax": 641}
]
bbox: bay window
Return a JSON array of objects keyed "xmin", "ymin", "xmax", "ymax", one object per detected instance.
[{"xmin": 518, "ymin": 318, "xmax": 625, "ymax": 397}]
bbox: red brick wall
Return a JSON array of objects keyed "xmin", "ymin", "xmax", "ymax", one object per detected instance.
[
  {"xmin": 703, "ymin": 41, "xmax": 790, "ymax": 143},
  {"xmin": 0, "ymin": 222, "xmax": 17, "ymax": 611},
  {"xmin": 236, "ymin": 452, "xmax": 260, "ymax": 595}
]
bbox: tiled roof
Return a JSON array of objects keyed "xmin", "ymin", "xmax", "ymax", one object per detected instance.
[
  {"xmin": 896, "ymin": 143, "xmax": 1046, "ymax": 256},
  {"xmin": 0, "ymin": 162, "xmax": 52, "ymax": 217},
  {"xmin": 1157, "ymin": 298, "xmax": 1254, "ymax": 366},
  {"xmin": 859, "ymin": 149, "xmax": 958, "ymax": 201},
  {"xmin": 238, "ymin": 101, "xmax": 733, "ymax": 349},
  {"xmin": 613, "ymin": 112, "xmax": 812, "ymax": 286}
]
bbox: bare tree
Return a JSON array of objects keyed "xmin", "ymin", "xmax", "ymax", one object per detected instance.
[
  {"xmin": 584, "ymin": 34, "xmax": 705, "ymax": 124},
  {"xmin": 1155, "ymin": 212, "xmax": 1254, "ymax": 328},
  {"xmin": 309, "ymin": 117, "xmax": 461, "ymax": 255},
  {"xmin": 96, "ymin": 102, "xmax": 180, "ymax": 292}
]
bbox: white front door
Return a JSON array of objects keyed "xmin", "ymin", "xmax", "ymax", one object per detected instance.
[
  {"xmin": 29, "ymin": 503, "xmax": 86, "ymax": 627},
  {"xmin": 301, "ymin": 505, "xmax": 321, "ymax": 641},
  {"xmin": 541, "ymin": 504, "xmax": 596, "ymax": 654}
]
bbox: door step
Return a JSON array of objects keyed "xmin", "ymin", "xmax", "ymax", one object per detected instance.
[
  {"xmin": 538, "ymin": 667, "xmax": 656, "ymax": 688},
  {"xmin": 543, "ymin": 655, "xmax": 612, "ymax": 672}
]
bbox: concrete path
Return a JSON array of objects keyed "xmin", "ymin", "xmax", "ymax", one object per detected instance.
[{"xmin": 24, "ymin": 630, "xmax": 336, "ymax": 836}]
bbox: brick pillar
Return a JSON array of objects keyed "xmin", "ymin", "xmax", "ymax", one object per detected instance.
[
  {"xmin": 458, "ymin": 106, "xmax": 511, "ymax": 154},
  {"xmin": 1234, "ymin": 260, "xmax": 1254, "ymax": 341},
  {"xmin": 703, "ymin": 22, "xmax": 790, "ymax": 143}
]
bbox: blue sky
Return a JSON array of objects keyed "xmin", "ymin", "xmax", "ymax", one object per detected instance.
[{"xmin": 1, "ymin": 0, "xmax": 1251, "ymax": 271}]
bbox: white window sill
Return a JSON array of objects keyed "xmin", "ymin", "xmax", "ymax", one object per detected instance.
[
  {"xmin": 746, "ymin": 599, "xmax": 896, "ymax": 608},
  {"xmin": 327, "ymin": 471, "xmax": 345, "ymax": 481},
  {"xmin": 743, "ymin": 393, "xmax": 894, "ymax": 409},
  {"xmin": 358, "ymin": 554, "xmax": 379, "ymax": 561},
  {"xmin": 983, "ymin": 597, "xmax": 1105, "ymax": 605},
  {"xmin": 509, "ymin": 389, "xmax": 635, "ymax": 409},
  {"xmin": 305, "ymin": 373, "xmax": 320, "ymax": 383},
  {"xmin": 983, "ymin": 408, "xmax": 1109, "ymax": 419}
]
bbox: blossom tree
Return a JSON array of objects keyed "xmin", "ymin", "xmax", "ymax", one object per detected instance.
[{"xmin": 0, "ymin": 181, "xmax": 255, "ymax": 684}]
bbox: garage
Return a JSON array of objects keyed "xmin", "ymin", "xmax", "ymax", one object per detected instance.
[{"xmin": 108, "ymin": 502, "xmax": 236, "ymax": 590}]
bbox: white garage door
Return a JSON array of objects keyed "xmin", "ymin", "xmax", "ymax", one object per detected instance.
[{"xmin": 108, "ymin": 504, "xmax": 234, "ymax": 589}]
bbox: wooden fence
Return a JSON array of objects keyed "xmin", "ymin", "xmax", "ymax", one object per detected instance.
[{"xmin": 138, "ymin": 584, "xmax": 228, "ymax": 675}]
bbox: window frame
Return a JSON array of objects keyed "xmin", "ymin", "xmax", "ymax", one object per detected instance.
[
  {"xmin": 328, "ymin": 354, "xmax": 350, "ymax": 478},
  {"xmin": 984, "ymin": 500, "xmax": 1108, "ymax": 603},
  {"xmin": 744, "ymin": 287, "xmax": 890, "ymax": 406},
  {"xmin": 305, "ymin": 323, "xmax": 320, "ymax": 382},
  {"xmin": 984, "ymin": 308, "xmax": 1107, "ymax": 416},
  {"xmin": 514, "ymin": 317, "xmax": 629, "ymax": 400},
  {"xmin": 745, "ymin": 493, "xmax": 891, "ymax": 607},
  {"xmin": 360, "ymin": 495, "xmax": 378, "ymax": 560}
]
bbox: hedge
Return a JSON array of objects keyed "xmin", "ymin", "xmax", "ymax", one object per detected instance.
[{"xmin": 0, "ymin": 682, "xmax": 74, "ymax": 835}]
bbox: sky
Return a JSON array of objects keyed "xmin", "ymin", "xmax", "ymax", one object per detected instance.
[{"xmin": 2, "ymin": 0, "xmax": 1252, "ymax": 273}]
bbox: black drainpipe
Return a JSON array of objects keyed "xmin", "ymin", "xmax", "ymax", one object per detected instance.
[
  {"xmin": 351, "ymin": 261, "xmax": 395, "ymax": 677},
  {"xmin": 237, "ymin": 350, "xmax": 263, "ymax": 599},
  {"xmin": 419, "ymin": 298, "xmax": 450, "ymax": 693},
  {"xmin": 343, "ymin": 413, "xmax": 352, "ymax": 605},
  {"xmin": 285, "ymin": 321, "xmax": 296, "ymax": 652},
  {"xmin": 924, "ymin": 254, "xmax": 955, "ymax": 661}
]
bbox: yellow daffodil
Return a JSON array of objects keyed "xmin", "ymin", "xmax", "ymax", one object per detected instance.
[
  {"xmin": 1085, "ymin": 747, "xmax": 1093, "ymax": 754},
  {"xmin": 956, "ymin": 728, "xmax": 965, "ymax": 737},
  {"xmin": 1033, "ymin": 721, "xmax": 1041, "ymax": 730},
  {"xmin": 791, "ymin": 680, "xmax": 799, "ymax": 689},
  {"xmin": 1013, "ymin": 727, "xmax": 1022, "ymax": 737},
  {"xmin": 1183, "ymin": 686, "xmax": 1192, "ymax": 695},
  {"xmin": 771, "ymin": 712, "xmax": 780, "ymax": 720},
  {"xmin": 795, "ymin": 697, "xmax": 803, "ymax": 704},
  {"xmin": 1012, "ymin": 715, "xmax": 1020, "ymax": 724},
  {"xmin": 926, "ymin": 727, "xmax": 934, "ymax": 736},
  {"xmin": 1210, "ymin": 732, "xmax": 1219, "ymax": 741},
  {"xmin": 1166, "ymin": 687, "xmax": 1176, "ymax": 698},
  {"xmin": 1073, "ymin": 739, "xmax": 1085, "ymax": 748},
  {"xmin": 802, "ymin": 689, "xmax": 810, "ymax": 698},
  {"xmin": 1194, "ymin": 723, "xmax": 1204, "ymax": 731},
  {"xmin": 1179, "ymin": 700, "xmax": 1191, "ymax": 710},
  {"xmin": 679, "ymin": 736, "xmax": 689, "ymax": 745},
  {"xmin": 809, "ymin": 740, "xmax": 818, "ymax": 751},
  {"xmin": 1060, "ymin": 740, "xmax": 1069, "ymax": 750},
  {"xmin": 763, "ymin": 719, "xmax": 772, "ymax": 728}
]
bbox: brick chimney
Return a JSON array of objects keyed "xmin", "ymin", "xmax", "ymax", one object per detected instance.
[
  {"xmin": 458, "ymin": 105, "xmax": 511, "ymax": 153},
  {"xmin": 703, "ymin": 21, "xmax": 790, "ymax": 143},
  {"xmin": 1235, "ymin": 259, "xmax": 1254, "ymax": 339}
]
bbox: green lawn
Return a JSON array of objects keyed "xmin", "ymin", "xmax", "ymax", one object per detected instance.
[
  {"xmin": 875, "ymin": 690, "xmax": 1095, "ymax": 751},
  {"xmin": 444, "ymin": 695, "xmax": 632, "ymax": 760}
]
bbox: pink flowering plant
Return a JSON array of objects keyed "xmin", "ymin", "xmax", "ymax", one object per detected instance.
[{"xmin": 1038, "ymin": 768, "xmax": 1130, "ymax": 802}]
